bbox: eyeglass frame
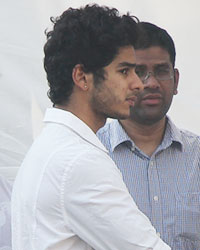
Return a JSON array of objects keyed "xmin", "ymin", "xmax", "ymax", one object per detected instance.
[{"xmin": 135, "ymin": 66, "xmax": 175, "ymax": 84}]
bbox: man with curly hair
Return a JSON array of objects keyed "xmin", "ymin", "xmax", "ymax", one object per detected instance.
[{"xmin": 11, "ymin": 5, "xmax": 170, "ymax": 250}]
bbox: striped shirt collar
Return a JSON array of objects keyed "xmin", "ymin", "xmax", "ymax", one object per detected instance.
[{"xmin": 109, "ymin": 116, "xmax": 183, "ymax": 153}]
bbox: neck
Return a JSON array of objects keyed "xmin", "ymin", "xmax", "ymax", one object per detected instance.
[{"xmin": 120, "ymin": 117, "xmax": 167, "ymax": 156}]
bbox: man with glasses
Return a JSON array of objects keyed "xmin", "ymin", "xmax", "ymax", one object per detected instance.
[{"xmin": 97, "ymin": 22, "xmax": 200, "ymax": 249}]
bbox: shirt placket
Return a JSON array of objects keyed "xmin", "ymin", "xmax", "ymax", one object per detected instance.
[{"xmin": 148, "ymin": 157, "xmax": 164, "ymax": 239}]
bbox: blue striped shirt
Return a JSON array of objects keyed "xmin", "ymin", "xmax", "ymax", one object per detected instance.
[{"xmin": 97, "ymin": 117, "xmax": 200, "ymax": 250}]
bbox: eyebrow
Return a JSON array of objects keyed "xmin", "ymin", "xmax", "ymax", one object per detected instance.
[
  {"xmin": 117, "ymin": 62, "xmax": 137, "ymax": 68},
  {"xmin": 136, "ymin": 63, "xmax": 171, "ymax": 69},
  {"xmin": 154, "ymin": 63, "xmax": 171, "ymax": 68}
]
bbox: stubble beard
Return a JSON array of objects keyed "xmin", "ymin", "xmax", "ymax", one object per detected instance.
[
  {"xmin": 129, "ymin": 102, "xmax": 170, "ymax": 126},
  {"xmin": 90, "ymin": 90, "xmax": 131, "ymax": 121}
]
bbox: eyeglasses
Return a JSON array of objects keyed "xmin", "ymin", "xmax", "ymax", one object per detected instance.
[{"xmin": 135, "ymin": 67, "xmax": 174, "ymax": 83}]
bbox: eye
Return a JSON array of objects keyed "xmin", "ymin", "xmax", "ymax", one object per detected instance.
[
  {"xmin": 119, "ymin": 68, "xmax": 129, "ymax": 75},
  {"xmin": 156, "ymin": 68, "xmax": 170, "ymax": 77}
]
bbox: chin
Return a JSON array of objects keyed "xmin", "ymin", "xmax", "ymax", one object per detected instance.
[
  {"xmin": 137, "ymin": 115, "xmax": 165, "ymax": 125},
  {"xmin": 107, "ymin": 112, "xmax": 130, "ymax": 120}
]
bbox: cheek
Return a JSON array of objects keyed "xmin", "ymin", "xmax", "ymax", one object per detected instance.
[
  {"xmin": 162, "ymin": 83, "xmax": 174, "ymax": 96},
  {"xmin": 105, "ymin": 77, "xmax": 128, "ymax": 101},
  {"xmin": 115, "ymin": 86, "xmax": 127, "ymax": 101},
  {"xmin": 164, "ymin": 88, "xmax": 176, "ymax": 103},
  {"xmin": 115, "ymin": 80, "xmax": 127, "ymax": 93}
]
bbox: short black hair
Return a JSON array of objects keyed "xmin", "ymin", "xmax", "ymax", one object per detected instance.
[
  {"xmin": 44, "ymin": 4, "xmax": 139, "ymax": 105},
  {"xmin": 135, "ymin": 22, "xmax": 176, "ymax": 67}
]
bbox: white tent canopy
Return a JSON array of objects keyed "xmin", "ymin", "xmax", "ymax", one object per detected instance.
[{"xmin": 1, "ymin": 0, "xmax": 200, "ymax": 180}]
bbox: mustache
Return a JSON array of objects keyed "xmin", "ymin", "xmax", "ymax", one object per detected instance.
[{"xmin": 138, "ymin": 89, "xmax": 162, "ymax": 99}]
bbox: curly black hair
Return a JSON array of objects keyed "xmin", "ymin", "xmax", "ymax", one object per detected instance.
[
  {"xmin": 135, "ymin": 22, "xmax": 176, "ymax": 67},
  {"xmin": 44, "ymin": 4, "xmax": 140, "ymax": 105}
]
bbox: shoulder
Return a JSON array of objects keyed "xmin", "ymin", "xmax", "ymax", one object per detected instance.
[
  {"xmin": 62, "ymin": 143, "xmax": 121, "ymax": 193},
  {"xmin": 45, "ymin": 132, "xmax": 112, "ymax": 174},
  {"xmin": 179, "ymin": 128, "xmax": 200, "ymax": 143},
  {"xmin": 176, "ymin": 128, "xmax": 200, "ymax": 153},
  {"xmin": 167, "ymin": 117, "xmax": 200, "ymax": 146}
]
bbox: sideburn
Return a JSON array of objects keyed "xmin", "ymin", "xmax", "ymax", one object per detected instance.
[{"xmin": 93, "ymin": 68, "xmax": 107, "ymax": 86}]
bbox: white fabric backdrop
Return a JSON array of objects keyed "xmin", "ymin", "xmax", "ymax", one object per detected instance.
[{"xmin": 1, "ymin": 0, "xmax": 200, "ymax": 180}]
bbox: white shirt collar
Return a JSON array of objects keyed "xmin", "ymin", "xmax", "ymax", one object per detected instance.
[{"xmin": 43, "ymin": 108, "xmax": 108, "ymax": 153}]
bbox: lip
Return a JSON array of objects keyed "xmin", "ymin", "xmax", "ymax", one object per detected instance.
[
  {"xmin": 126, "ymin": 96, "xmax": 137, "ymax": 106},
  {"xmin": 141, "ymin": 93, "xmax": 162, "ymax": 105}
]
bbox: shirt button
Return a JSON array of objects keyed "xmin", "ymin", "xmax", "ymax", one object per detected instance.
[
  {"xmin": 157, "ymin": 232, "xmax": 161, "ymax": 237},
  {"xmin": 153, "ymin": 196, "xmax": 159, "ymax": 201},
  {"xmin": 150, "ymin": 161, "xmax": 154, "ymax": 166},
  {"xmin": 131, "ymin": 146, "xmax": 135, "ymax": 152}
]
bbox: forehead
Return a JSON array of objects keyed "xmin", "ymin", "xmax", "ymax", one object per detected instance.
[
  {"xmin": 135, "ymin": 46, "xmax": 171, "ymax": 67},
  {"xmin": 106, "ymin": 46, "xmax": 136, "ymax": 69}
]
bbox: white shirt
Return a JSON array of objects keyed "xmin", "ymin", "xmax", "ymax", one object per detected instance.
[
  {"xmin": 0, "ymin": 175, "xmax": 12, "ymax": 250},
  {"xmin": 11, "ymin": 108, "xmax": 170, "ymax": 250}
]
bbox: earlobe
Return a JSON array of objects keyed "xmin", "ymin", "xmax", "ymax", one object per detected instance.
[
  {"xmin": 174, "ymin": 89, "xmax": 178, "ymax": 95},
  {"xmin": 72, "ymin": 64, "xmax": 88, "ymax": 91}
]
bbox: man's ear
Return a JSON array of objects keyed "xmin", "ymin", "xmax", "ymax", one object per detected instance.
[
  {"xmin": 173, "ymin": 68, "xmax": 179, "ymax": 95},
  {"xmin": 72, "ymin": 64, "xmax": 88, "ymax": 91}
]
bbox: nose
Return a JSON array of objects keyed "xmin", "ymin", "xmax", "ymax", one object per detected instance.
[
  {"xmin": 130, "ymin": 72, "xmax": 144, "ymax": 92},
  {"xmin": 143, "ymin": 72, "xmax": 160, "ymax": 89}
]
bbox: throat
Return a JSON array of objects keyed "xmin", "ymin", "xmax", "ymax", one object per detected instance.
[
  {"xmin": 135, "ymin": 140, "xmax": 159, "ymax": 157},
  {"xmin": 120, "ymin": 118, "xmax": 166, "ymax": 156}
]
